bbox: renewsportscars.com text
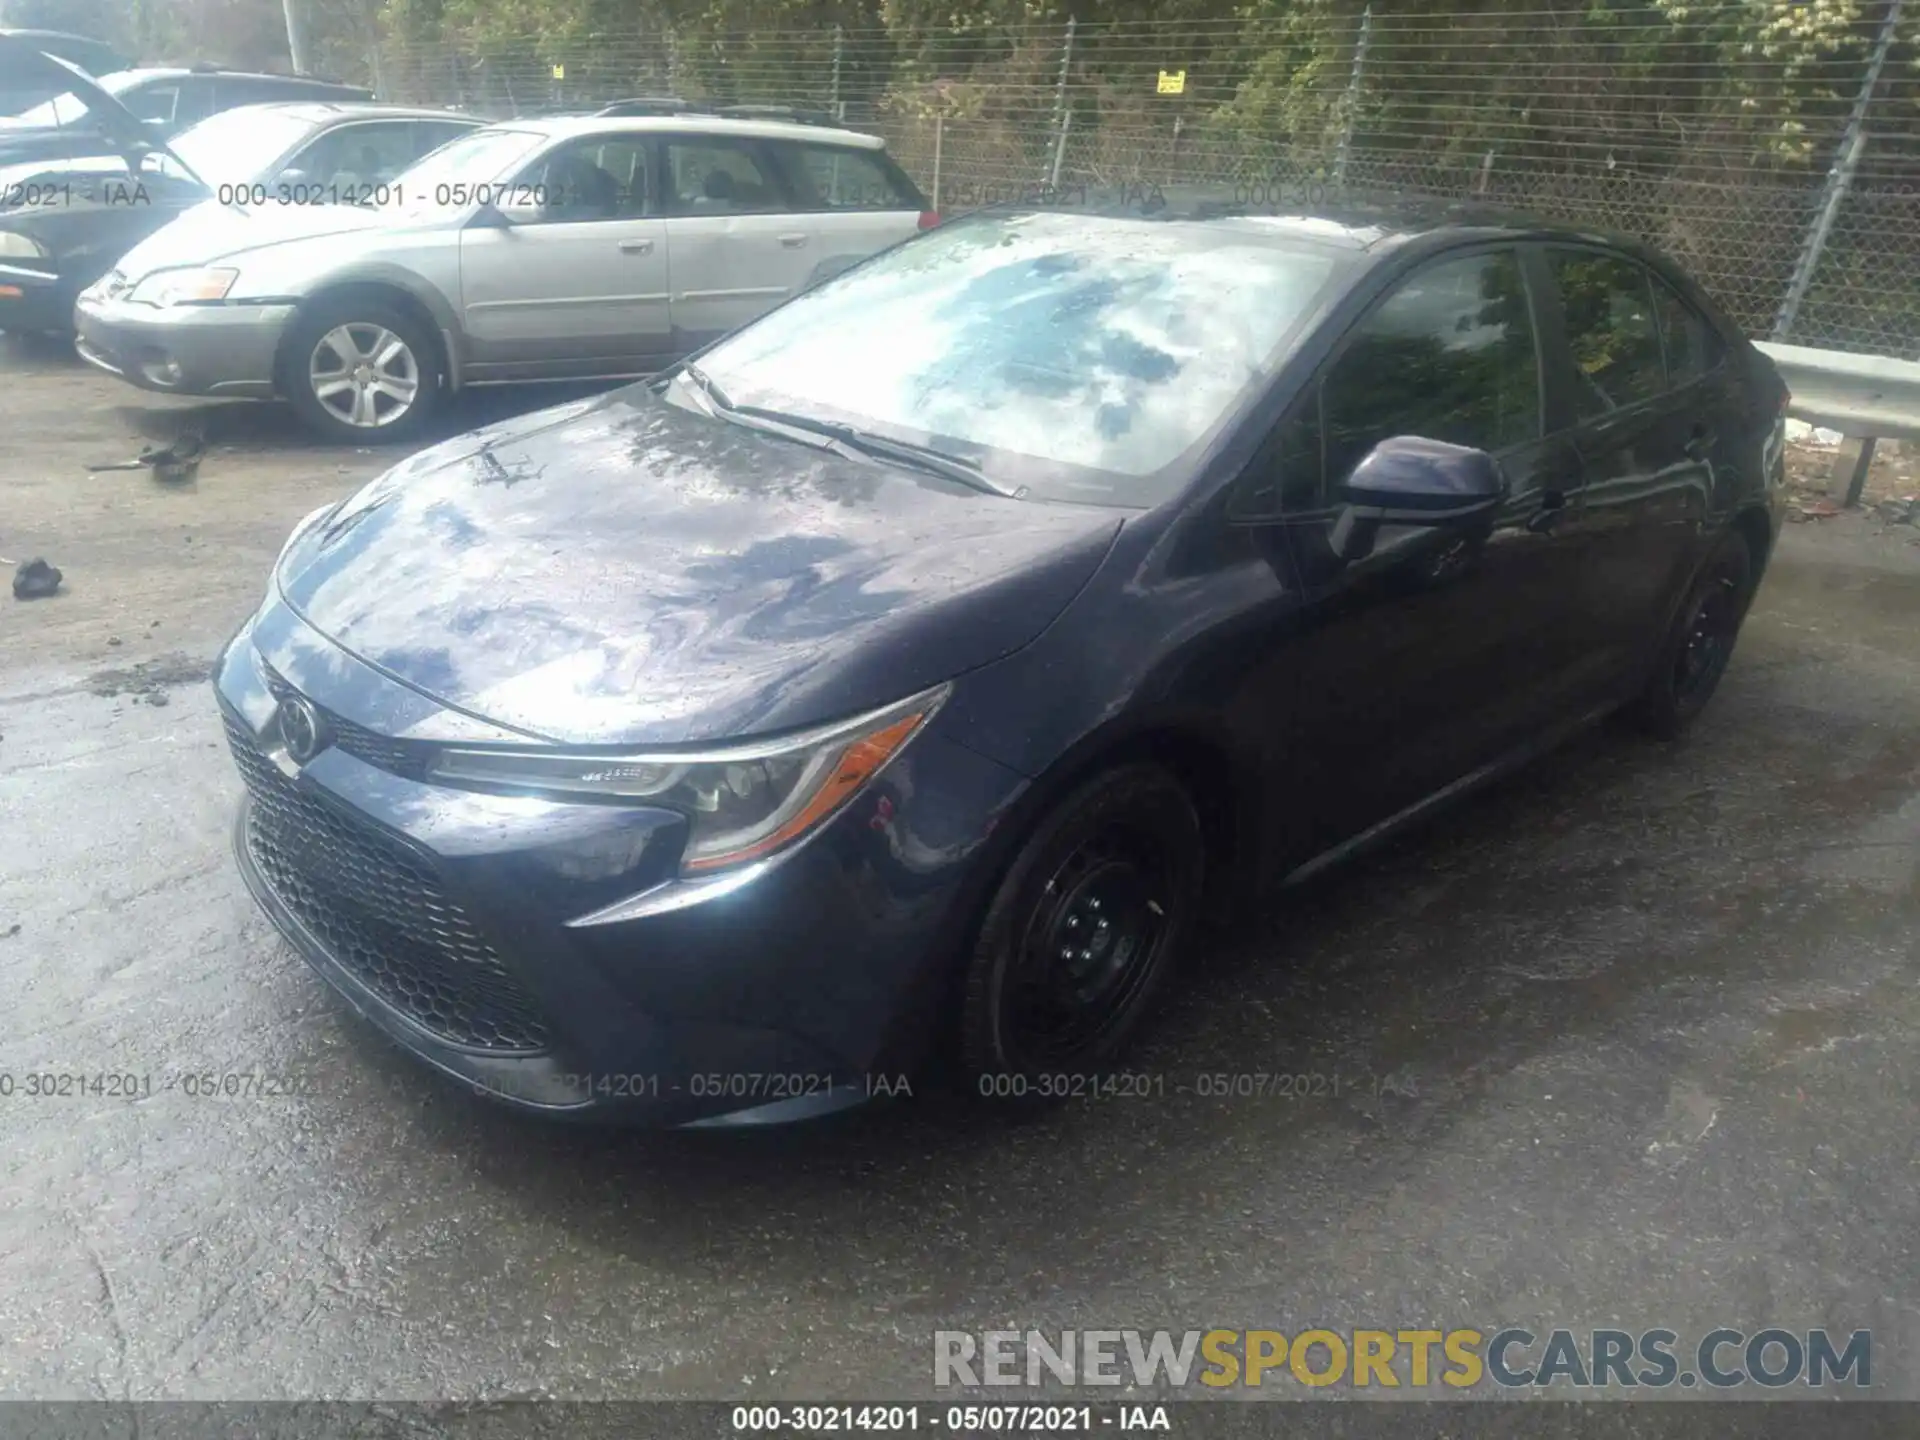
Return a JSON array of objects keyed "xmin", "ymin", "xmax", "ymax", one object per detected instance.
[{"xmin": 934, "ymin": 1327, "xmax": 1871, "ymax": 1390}]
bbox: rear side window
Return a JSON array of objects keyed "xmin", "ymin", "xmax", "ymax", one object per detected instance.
[
  {"xmin": 1650, "ymin": 274, "xmax": 1722, "ymax": 385},
  {"xmin": 1321, "ymin": 249, "xmax": 1541, "ymax": 485},
  {"xmin": 1548, "ymin": 248, "xmax": 1666, "ymax": 414},
  {"xmin": 774, "ymin": 143, "xmax": 922, "ymax": 211},
  {"xmin": 664, "ymin": 140, "xmax": 785, "ymax": 215},
  {"xmin": 117, "ymin": 79, "xmax": 182, "ymax": 124}
]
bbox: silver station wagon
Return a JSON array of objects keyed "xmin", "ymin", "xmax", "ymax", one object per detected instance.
[{"xmin": 73, "ymin": 108, "xmax": 934, "ymax": 440}]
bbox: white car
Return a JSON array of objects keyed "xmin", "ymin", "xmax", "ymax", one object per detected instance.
[{"xmin": 72, "ymin": 107, "xmax": 935, "ymax": 441}]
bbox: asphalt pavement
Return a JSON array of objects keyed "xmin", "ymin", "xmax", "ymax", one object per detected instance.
[{"xmin": 2, "ymin": 351, "xmax": 1918, "ymax": 1404}]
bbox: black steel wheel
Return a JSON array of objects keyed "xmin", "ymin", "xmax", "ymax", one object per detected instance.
[
  {"xmin": 1625, "ymin": 533, "xmax": 1754, "ymax": 738},
  {"xmin": 960, "ymin": 763, "xmax": 1203, "ymax": 1101}
]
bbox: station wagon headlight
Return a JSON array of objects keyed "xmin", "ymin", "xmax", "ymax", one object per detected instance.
[
  {"xmin": 427, "ymin": 683, "xmax": 949, "ymax": 874},
  {"xmin": 0, "ymin": 231, "xmax": 48, "ymax": 258},
  {"xmin": 127, "ymin": 266, "xmax": 239, "ymax": 307}
]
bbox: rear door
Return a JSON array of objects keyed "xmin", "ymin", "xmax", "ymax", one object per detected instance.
[
  {"xmin": 660, "ymin": 133, "xmax": 817, "ymax": 351},
  {"xmin": 762, "ymin": 139, "xmax": 925, "ymax": 289},
  {"xmin": 457, "ymin": 132, "xmax": 671, "ymax": 379},
  {"xmin": 1543, "ymin": 246, "xmax": 1720, "ymax": 691}
]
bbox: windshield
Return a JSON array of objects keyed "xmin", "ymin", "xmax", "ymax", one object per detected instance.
[
  {"xmin": 688, "ymin": 211, "xmax": 1344, "ymax": 506},
  {"xmin": 161, "ymin": 106, "xmax": 320, "ymax": 187},
  {"xmin": 9, "ymin": 69, "xmax": 146, "ymax": 128},
  {"xmin": 383, "ymin": 126, "xmax": 547, "ymax": 217}
]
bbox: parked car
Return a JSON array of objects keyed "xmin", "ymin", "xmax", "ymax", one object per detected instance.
[
  {"xmin": 0, "ymin": 49, "xmax": 372, "ymax": 168},
  {"xmin": 0, "ymin": 29, "xmax": 128, "ymax": 114},
  {"xmin": 0, "ymin": 100, "xmax": 481, "ymax": 333},
  {"xmin": 72, "ymin": 110, "xmax": 933, "ymax": 440},
  {"xmin": 213, "ymin": 188, "xmax": 1790, "ymax": 1127}
]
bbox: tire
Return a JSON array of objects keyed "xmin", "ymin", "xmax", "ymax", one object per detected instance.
[
  {"xmin": 1623, "ymin": 533, "xmax": 1754, "ymax": 738},
  {"xmin": 959, "ymin": 763, "xmax": 1204, "ymax": 1106},
  {"xmin": 282, "ymin": 294, "xmax": 443, "ymax": 445}
]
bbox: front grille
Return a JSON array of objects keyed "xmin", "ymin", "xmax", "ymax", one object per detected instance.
[
  {"xmin": 262, "ymin": 669, "xmax": 425, "ymax": 777},
  {"xmin": 225, "ymin": 714, "xmax": 551, "ymax": 1054}
]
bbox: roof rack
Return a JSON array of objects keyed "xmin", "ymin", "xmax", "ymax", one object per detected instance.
[
  {"xmin": 182, "ymin": 61, "xmax": 359, "ymax": 85},
  {"xmin": 591, "ymin": 97, "xmax": 844, "ymax": 127}
]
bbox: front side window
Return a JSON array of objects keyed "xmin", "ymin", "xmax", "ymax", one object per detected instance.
[
  {"xmin": 522, "ymin": 136, "xmax": 650, "ymax": 220},
  {"xmin": 1549, "ymin": 248, "xmax": 1666, "ymax": 414},
  {"xmin": 290, "ymin": 123, "xmax": 432, "ymax": 188},
  {"xmin": 687, "ymin": 211, "xmax": 1346, "ymax": 505},
  {"xmin": 665, "ymin": 140, "xmax": 784, "ymax": 215},
  {"xmin": 1322, "ymin": 249, "xmax": 1541, "ymax": 485}
]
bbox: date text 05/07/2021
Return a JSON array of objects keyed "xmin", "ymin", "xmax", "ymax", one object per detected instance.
[{"xmin": 730, "ymin": 1404, "xmax": 1172, "ymax": 1434}]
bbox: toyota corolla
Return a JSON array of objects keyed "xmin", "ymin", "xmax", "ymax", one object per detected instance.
[{"xmin": 217, "ymin": 190, "xmax": 1788, "ymax": 1126}]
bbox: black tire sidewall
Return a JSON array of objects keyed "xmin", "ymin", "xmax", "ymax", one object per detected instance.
[
  {"xmin": 1634, "ymin": 534, "xmax": 1754, "ymax": 737},
  {"xmin": 959, "ymin": 763, "xmax": 1203, "ymax": 1096},
  {"xmin": 283, "ymin": 297, "xmax": 442, "ymax": 445}
]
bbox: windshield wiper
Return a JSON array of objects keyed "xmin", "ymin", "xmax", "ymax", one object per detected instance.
[{"xmin": 673, "ymin": 368, "xmax": 1011, "ymax": 497}]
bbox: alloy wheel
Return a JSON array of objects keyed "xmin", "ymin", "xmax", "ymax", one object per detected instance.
[{"xmin": 309, "ymin": 323, "xmax": 421, "ymax": 430}]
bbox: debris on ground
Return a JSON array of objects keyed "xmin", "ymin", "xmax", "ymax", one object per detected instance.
[
  {"xmin": 86, "ymin": 433, "xmax": 206, "ymax": 485},
  {"xmin": 1871, "ymin": 496, "xmax": 1919, "ymax": 526},
  {"xmin": 11, "ymin": 557, "xmax": 62, "ymax": 599},
  {"xmin": 84, "ymin": 651, "xmax": 211, "ymax": 699},
  {"xmin": 146, "ymin": 691, "xmax": 171, "ymax": 708}
]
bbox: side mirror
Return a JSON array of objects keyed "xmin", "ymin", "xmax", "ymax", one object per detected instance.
[
  {"xmin": 1329, "ymin": 436, "xmax": 1506, "ymax": 562},
  {"xmin": 275, "ymin": 167, "xmax": 310, "ymax": 188}
]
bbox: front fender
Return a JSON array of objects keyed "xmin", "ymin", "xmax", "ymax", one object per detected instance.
[{"xmin": 276, "ymin": 263, "xmax": 468, "ymax": 392}]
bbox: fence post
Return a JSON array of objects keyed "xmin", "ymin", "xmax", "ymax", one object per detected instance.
[
  {"xmin": 1046, "ymin": 17, "xmax": 1076, "ymax": 187},
  {"xmin": 831, "ymin": 25, "xmax": 844, "ymax": 120},
  {"xmin": 1773, "ymin": 0, "xmax": 1903, "ymax": 340},
  {"xmin": 932, "ymin": 114, "xmax": 944, "ymax": 212},
  {"xmin": 1332, "ymin": 4, "xmax": 1372, "ymax": 188}
]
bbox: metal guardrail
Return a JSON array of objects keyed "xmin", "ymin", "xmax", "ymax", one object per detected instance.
[{"xmin": 1754, "ymin": 340, "xmax": 1920, "ymax": 505}]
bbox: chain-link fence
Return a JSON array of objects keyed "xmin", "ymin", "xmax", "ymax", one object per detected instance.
[{"xmin": 369, "ymin": 2, "xmax": 1920, "ymax": 359}]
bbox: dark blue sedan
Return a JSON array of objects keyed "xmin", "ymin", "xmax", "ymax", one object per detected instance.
[{"xmin": 216, "ymin": 191, "xmax": 1790, "ymax": 1126}]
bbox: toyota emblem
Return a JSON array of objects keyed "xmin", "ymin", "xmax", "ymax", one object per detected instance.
[{"xmin": 278, "ymin": 695, "xmax": 327, "ymax": 764}]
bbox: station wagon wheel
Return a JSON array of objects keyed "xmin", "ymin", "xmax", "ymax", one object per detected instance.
[
  {"xmin": 282, "ymin": 294, "xmax": 444, "ymax": 444},
  {"xmin": 1624, "ymin": 532, "xmax": 1754, "ymax": 738},
  {"xmin": 310, "ymin": 324, "xmax": 419, "ymax": 430},
  {"xmin": 960, "ymin": 763, "xmax": 1203, "ymax": 1100}
]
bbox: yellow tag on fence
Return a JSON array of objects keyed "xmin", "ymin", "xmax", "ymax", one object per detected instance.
[
  {"xmin": 551, "ymin": 64, "xmax": 566, "ymax": 79},
  {"xmin": 1157, "ymin": 69, "xmax": 1186, "ymax": 95}
]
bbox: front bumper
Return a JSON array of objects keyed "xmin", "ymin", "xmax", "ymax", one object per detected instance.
[
  {"xmin": 215, "ymin": 600, "xmax": 1024, "ymax": 1126},
  {"xmin": 73, "ymin": 288, "xmax": 293, "ymax": 398}
]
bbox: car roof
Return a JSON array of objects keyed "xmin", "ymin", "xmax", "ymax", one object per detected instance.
[
  {"xmin": 483, "ymin": 113, "xmax": 887, "ymax": 149},
  {"xmin": 107, "ymin": 65, "xmax": 369, "ymax": 89},
  {"xmin": 995, "ymin": 183, "xmax": 1662, "ymax": 260},
  {"xmin": 212, "ymin": 100, "xmax": 481, "ymax": 126}
]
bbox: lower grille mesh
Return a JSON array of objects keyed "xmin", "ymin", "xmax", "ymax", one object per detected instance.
[{"xmin": 225, "ymin": 713, "xmax": 551, "ymax": 1053}]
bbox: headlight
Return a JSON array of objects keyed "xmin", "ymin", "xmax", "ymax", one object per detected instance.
[
  {"xmin": 127, "ymin": 266, "xmax": 239, "ymax": 306},
  {"xmin": 428, "ymin": 683, "xmax": 949, "ymax": 875},
  {"xmin": 0, "ymin": 231, "xmax": 48, "ymax": 259}
]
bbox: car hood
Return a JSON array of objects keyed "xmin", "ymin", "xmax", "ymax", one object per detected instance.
[
  {"xmin": 275, "ymin": 388, "xmax": 1124, "ymax": 747},
  {"xmin": 0, "ymin": 37, "xmax": 169, "ymax": 159},
  {"xmin": 115, "ymin": 196, "xmax": 394, "ymax": 275}
]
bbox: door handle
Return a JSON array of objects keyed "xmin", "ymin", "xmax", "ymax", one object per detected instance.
[
  {"xmin": 778, "ymin": 232, "xmax": 808, "ymax": 248},
  {"xmin": 618, "ymin": 238, "xmax": 654, "ymax": 255},
  {"xmin": 1684, "ymin": 426, "xmax": 1716, "ymax": 462}
]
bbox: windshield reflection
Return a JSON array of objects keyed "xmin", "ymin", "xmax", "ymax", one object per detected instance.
[{"xmin": 694, "ymin": 212, "xmax": 1345, "ymax": 506}]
